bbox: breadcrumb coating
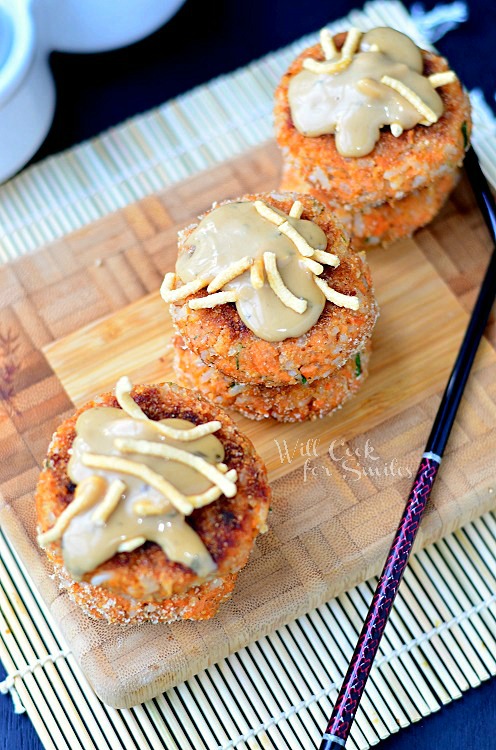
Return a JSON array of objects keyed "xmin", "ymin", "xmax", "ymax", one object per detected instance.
[
  {"xmin": 173, "ymin": 335, "xmax": 371, "ymax": 422},
  {"xmin": 274, "ymin": 34, "xmax": 471, "ymax": 209},
  {"xmin": 170, "ymin": 192, "xmax": 379, "ymax": 387},
  {"xmin": 35, "ymin": 383, "xmax": 270, "ymax": 624},
  {"xmin": 281, "ymin": 165, "xmax": 460, "ymax": 249}
]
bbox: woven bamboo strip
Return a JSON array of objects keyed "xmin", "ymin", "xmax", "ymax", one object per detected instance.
[
  {"xmin": 435, "ymin": 549, "xmax": 496, "ymax": 673},
  {"xmin": 376, "ymin": 582, "xmax": 466, "ymax": 704},
  {"xmin": 0, "ymin": 582, "xmax": 88, "ymax": 749},
  {"xmin": 0, "ymin": 635, "xmax": 58, "ymax": 750},
  {"xmin": 2, "ymin": 532, "xmax": 496, "ymax": 745},
  {"xmin": 134, "ymin": 703, "xmax": 179, "ymax": 750},
  {"xmin": 397, "ymin": 573, "xmax": 463, "ymax": 700},
  {"xmin": 424, "ymin": 546, "xmax": 493, "ymax": 678},
  {"xmin": 115, "ymin": 706, "xmax": 156, "ymax": 749},
  {"xmin": 280, "ymin": 624, "xmax": 395, "ymax": 739},
  {"xmin": 300, "ymin": 604, "xmax": 408, "ymax": 739},
  {"xmin": 344, "ymin": 587, "xmax": 439, "ymax": 717},
  {"xmin": 0, "ymin": 548, "xmax": 114, "ymax": 748},
  {"xmin": 128, "ymin": 705, "xmax": 172, "ymax": 750},
  {"xmin": 225, "ymin": 652, "xmax": 300, "ymax": 750},
  {"xmin": 0, "ymin": 532, "xmax": 145, "ymax": 750},
  {"xmin": 38, "ymin": 163, "xmax": 76, "ymax": 233},
  {"xmin": 152, "ymin": 693, "xmax": 203, "ymax": 750},
  {"xmin": 440, "ymin": 544, "xmax": 496, "ymax": 674},
  {"xmin": 205, "ymin": 670, "xmax": 281, "ymax": 750},
  {"xmin": 0, "ymin": 559, "xmax": 112, "ymax": 750},
  {"xmin": 215, "ymin": 655, "xmax": 292, "ymax": 750},
  {"xmin": 0, "ymin": 664, "xmax": 56, "ymax": 749},
  {"xmin": 355, "ymin": 589, "xmax": 442, "ymax": 720},
  {"xmin": 407, "ymin": 556, "xmax": 480, "ymax": 690},
  {"xmin": 180, "ymin": 680, "xmax": 232, "ymax": 750},
  {"xmin": 450, "ymin": 531, "xmax": 496, "ymax": 597},
  {"xmin": 482, "ymin": 514, "xmax": 496, "ymax": 544},
  {"xmin": 415, "ymin": 549, "xmax": 488, "ymax": 685},
  {"xmin": 440, "ymin": 537, "xmax": 496, "ymax": 645},
  {"xmin": 461, "ymin": 520, "xmax": 496, "ymax": 585},
  {"xmin": 0, "ymin": 604, "xmax": 71, "ymax": 749},
  {"xmin": 230, "ymin": 581, "xmax": 496, "ymax": 750},
  {"xmin": 245, "ymin": 639, "xmax": 326, "ymax": 749},
  {"xmin": 219, "ymin": 655, "xmax": 295, "ymax": 750},
  {"xmin": 167, "ymin": 682, "xmax": 214, "ymax": 749},
  {"xmin": 191, "ymin": 672, "xmax": 243, "ymax": 749},
  {"xmin": 238, "ymin": 636, "xmax": 342, "ymax": 750}
]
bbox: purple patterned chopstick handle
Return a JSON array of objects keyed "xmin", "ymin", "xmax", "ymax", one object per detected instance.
[{"xmin": 320, "ymin": 455, "xmax": 440, "ymax": 749}]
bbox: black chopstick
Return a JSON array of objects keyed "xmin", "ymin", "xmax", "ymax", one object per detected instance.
[{"xmin": 319, "ymin": 147, "xmax": 496, "ymax": 750}]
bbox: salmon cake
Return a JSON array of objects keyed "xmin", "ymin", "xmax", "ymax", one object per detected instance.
[
  {"xmin": 167, "ymin": 191, "xmax": 378, "ymax": 388},
  {"xmin": 35, "ymin": 379, "xmax": 270, "ymax": 624},
  {"xmin": 173, "ymin": 334, "xmax": 372, "ymax": 422},
  {"xmin": 281, "ymin": 164, "xmax": 459, "ymax": 249},
  {"xmin": 274, "ymin": 26, "xmax": 471, "ymax": 245}
]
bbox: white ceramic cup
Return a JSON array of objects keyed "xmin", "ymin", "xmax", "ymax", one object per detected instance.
[
  {"xmin": 35, "ymin": 0, "xmax": 186, "ymax": 53},
  {"xmin": 0, "ymin": 0, "xmax": 55, "ymax": 182},
  {"xmin": 0, "ymin": 0, "xmax": 186, "ymax": 182}
]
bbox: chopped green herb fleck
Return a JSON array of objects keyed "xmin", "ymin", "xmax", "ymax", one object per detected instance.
[
  {"xmin": 234, "ymin": 343, "xmax": 244, "ymax": 370},
  {"xmin": 228, "ymin": 382, "xmax": 236, "ymax": 388},
  {"xmin": 355, "ymin": 353, "xmax": 362, "ymax": 377},
  {"xmin": 461, "ymin": 121, "xmax": 469, "ymax": 150},
  {"xmin": 300, "ymin": 373, "xmax": 308, "ymax": 385}
]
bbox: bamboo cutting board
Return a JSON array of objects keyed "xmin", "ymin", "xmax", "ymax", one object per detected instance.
[{"xmin": 1, "ymin": 142, "xmax": 496, "ymax": 708}]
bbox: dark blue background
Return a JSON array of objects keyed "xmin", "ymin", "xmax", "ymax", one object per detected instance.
[{"xmin": 3, "ymin": 1, "xmax": 495, "ymax": 748}]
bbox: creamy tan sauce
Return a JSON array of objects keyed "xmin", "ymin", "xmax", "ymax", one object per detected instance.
[
  {"xmin": 288, "ymin": 27, "xmax": 443, "ymax": 156},
  {"xmin": 176, "ymin": 201, "xmax": 327, "ymax": 342},
  {"xmin": 63, "ymin": 408, "xmax": 224, "ymax": 580}
]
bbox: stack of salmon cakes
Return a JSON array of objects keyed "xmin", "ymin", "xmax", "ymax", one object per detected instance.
[
  {"xmin": 164, "ymin": 192, "xmax": 379, "ymax": 422},
  {"xmin": 274, "ymin": 27, "xmax": 471, "ymax": 249}
]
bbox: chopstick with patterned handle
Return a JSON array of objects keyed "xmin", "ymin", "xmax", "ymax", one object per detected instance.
[{"xmin": 319, "ymin": 147, "xmax": 496, "ymax": 750}]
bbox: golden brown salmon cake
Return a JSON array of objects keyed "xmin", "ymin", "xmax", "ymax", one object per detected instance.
[
  {"xmin": 275, "ymin": 33, "xmax": 471, "ymax": 209},
  {"xmin": 35, "ymin": 382, "xmax": 270, "ymax": 624},
  {"xmin": 281, "ymin": 165, "xmax": 460, "ymax": 249},
  {"xmin": 173, "ymin": 335, "xmax": 371, "ymax": 422},
  {"xmin": 169, "ymin": 192, "xmax": 378, "ymax": 387}
]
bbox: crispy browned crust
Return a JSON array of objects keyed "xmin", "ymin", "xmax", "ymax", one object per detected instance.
[
  {"xmin": 170, "ymin": 192, "xmax": 379, "ymax": 387},
  {"xmin": 274, "ymin": 33, "xmax": 472, "ymax": 207},
  {"xmin": 35, "ymin": 383, "xmax": 271, "ymax": 623},
  {"xmin": 173, "ymin": 335, "xmax": 371, "ymax": 422},
  {"xmin": 282, "ymin": 166, "xmax": 460, "ymax": 249}
]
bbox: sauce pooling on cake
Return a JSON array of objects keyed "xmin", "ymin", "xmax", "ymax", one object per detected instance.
[
  {"xmin": 37, "ymin": 377, "xmax": 238, "ymax": 580},
  {"xmin": 288, "ymin": 26, "xmax": 457, "ymax": 156},
  {"xmin": 162, "ymin": 199, "xmax": 360, "ymax": 343}
]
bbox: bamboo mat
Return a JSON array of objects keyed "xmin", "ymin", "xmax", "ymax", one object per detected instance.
[
  {"xmin": 1, "ymin": 1, "xmax": 496, "ymax": 748},
  {"xmin": 0, "ymin": 0, "xmax": 495, "ymax": 263}
]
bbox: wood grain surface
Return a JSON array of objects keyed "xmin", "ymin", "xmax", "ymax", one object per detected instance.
[
  {"xmin": 43, "ymin": 241, "xmax": 493, "ymax": 481},
  {"xmin": 1, "ymin": 142, "xmax": 495, "ymax": 708}
]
